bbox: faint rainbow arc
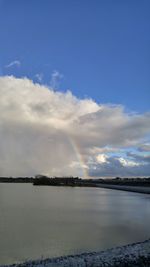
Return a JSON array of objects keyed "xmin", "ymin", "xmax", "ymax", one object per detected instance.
[{"xmin": 68, "ymin": 136, "xmax": 89, "ymax": 179}]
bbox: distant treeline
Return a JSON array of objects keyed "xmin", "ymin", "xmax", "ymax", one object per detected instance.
[
  {"xmin": 33, "ymin": 176, "xmax": 150, "ymax": 187},
  {"xmin": 0, "ymin": 176, "xmax": 150, "ymax": 187},
  {"xmin": 96, "ymin": 177, "xmax": 150, "ymax": 186},
  {"xmin": 33, "ymin": 176, "xmax": 97, "ymax": 187},
  {"xmin": 0, "ymin": 177, "xmax": 34, "ymax": 183}
]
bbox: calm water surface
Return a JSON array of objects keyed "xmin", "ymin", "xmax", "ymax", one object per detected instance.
[{"xmin": 0, "ymin": 184, "xmax": 150, "ymax": 264}]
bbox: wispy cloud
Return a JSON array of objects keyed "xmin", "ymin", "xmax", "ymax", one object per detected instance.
[
  {"xmin": 138, "ymin": 144, "xmax": 150, "ymax": 152},
  {"xmin": 5, "ymin": 60, "xmax": 21, "ymax": 68},
  {"xmin": 35, "ymin": 73, "xmax": 43, "ymax": 82},
  {"xmin": 50, "ymin": 70, "xmax": 63, "ymax": 89}
]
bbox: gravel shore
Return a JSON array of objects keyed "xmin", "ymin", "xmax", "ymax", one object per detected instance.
[{"xmin": 1, "ymin": 239, "xmax": 150, "ymax": 267}]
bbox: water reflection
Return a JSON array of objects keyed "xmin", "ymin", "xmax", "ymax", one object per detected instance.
[{"xmin": 0, "ymin": 184, "xmax": 150, "ymax": 264}]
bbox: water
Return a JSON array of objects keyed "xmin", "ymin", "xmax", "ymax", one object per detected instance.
[{"xmin": 0, "ymin": 184, "xmax": 150, "ymax": 265}]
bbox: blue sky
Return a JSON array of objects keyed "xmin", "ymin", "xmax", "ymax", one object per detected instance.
[
  {"xmin": 0, "ymin": 0, "xmax": 150, "ymax": 177},
  {"xmin": 0, "ymin": 0, "xmax": 150, "ymax": 112}
]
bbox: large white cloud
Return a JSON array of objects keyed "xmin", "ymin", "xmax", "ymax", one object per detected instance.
[{"xmin": 0, "ymin": 76, "xmax": 150, "ymax": 177}]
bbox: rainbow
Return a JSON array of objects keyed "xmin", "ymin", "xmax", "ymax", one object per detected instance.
[{"xmin": 69, "ymin": 136, "xmax": 89, "ymax": 179}]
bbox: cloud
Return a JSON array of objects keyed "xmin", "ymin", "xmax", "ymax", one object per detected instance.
[
  {"xmin": 0, "ymin": 76, "xmax": 150, "ymax": 177},
  {"xmin": 50, "ymin": 70, "xmax": 63, "ymax": 89},
  {"xmin": 88, "ymin": 146, "xmax": 122, "ymax": 155},
  {"xmin": 138, "ymin": 144, "xmax": 150, "ymax": 152},
  {"xmin": 126, "ymin": 152, "xmax": 150, "ymax": 163},
  {"xmin": 35, "ymin": 73, "xmax": 43, "ymax": 82},
  {"xmin": 5, "ymin": 60, "xmax": 21, "ymax": 68},
  {"xmin": 88, "ymin": 155, "xmax": 150, "ymax": 177}
]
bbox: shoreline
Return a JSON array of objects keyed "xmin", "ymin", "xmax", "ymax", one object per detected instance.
[
  {"xmin": 1, "ymin": 239, "xmax": 150, "ymax": 267},
  {"xmin": 1, "ymin": 182, "xmax": 150, "ymax": 195},
  {"xmin": 1, "ymin": 181, "xmax": 150, "ymax": 195},
  {"xmin": 96, "ymin": 184, "xmax": 150, "ymax": 194}
]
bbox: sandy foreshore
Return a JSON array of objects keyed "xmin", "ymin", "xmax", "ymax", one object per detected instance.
[
  {"xmin": 1, "ymin": 239, "xmax": 150, "ymax": 267},
  {"xmin": 96, "ymin": 184, "xmax": 150, "ymax": 194}
]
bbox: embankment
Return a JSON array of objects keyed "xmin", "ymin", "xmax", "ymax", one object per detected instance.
[{"xmin": 96, "ymin": 184, "xmax": 150, "ymax": 194}]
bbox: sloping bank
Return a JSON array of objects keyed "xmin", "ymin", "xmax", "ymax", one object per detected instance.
[
  {"xmin": 96, "ymin": 184, "xmax": 150, "ymax": 194},
  {"xmin": 1, "ymin": 239, "xmax": 150, "ymax": 267}
]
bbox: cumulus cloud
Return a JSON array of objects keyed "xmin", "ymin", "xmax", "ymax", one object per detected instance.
[
  {"xmin": 5, "ymin": 60, "xmax": 21, "ymax": 68},
  {"xmin": 0, "ymin": 76, "xmax": 150, "ymax": 177},
  {"xmin": 88, "ymin": 155, "xmax": 150, "ymax": 178},
  {"xmin": 126, "ymin": 152, "xmax": 150, "ymax": 163}
]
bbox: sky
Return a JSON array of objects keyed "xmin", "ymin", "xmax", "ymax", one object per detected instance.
[{"xmin": 0, "ymin": 0, "xmax": 150, "ymax": 177}]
